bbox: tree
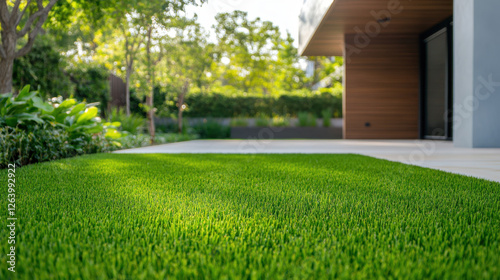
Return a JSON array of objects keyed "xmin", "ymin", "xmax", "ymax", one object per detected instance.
[
  {"xmin": 274, "ymin": 32, "xmax": 308, "ymax": 91},
  {"xmin": 137, "ymin": 1, "xmax": 206, "ymax": 143},
  {"xmin": 306, "ymin": 56, "xmax": 343, "ymax": 89},
  {"xmin": 214, "ymin": 11, "xmax": 281, "ymax": 94},
  {"xmin": 162, "ymin": 22, "xmax": 214, "ymax": 133},
  {"xmin": 0, "ymin": 0, "xmax": 58, "ymax": 93},
  {"xmin": 100, "ymin": 0, "xmax": 205, "ymax": 118},
  {"xmin": 13, "ymin": 34, "xmax": 72, "ymax": 98}
]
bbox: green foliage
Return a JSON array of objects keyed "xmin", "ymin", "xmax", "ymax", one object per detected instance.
[
  {"xmin": 12, "ymin": 36, "xmax": 110, "ymax": 114},
  {"xmin": 307, "ymin": 56, "xmax": 343, "ymax": 87},
  {"xmin": 275, "ymin": 32, "xmax": 308, "ymax": 91},
  {"xmin": 0, "ymin": 85, "xmax": 121, "ymax": 167},
  {"xmin": 191, "ymin": 120, "xmax": 230, "ymax": 139},
  {"xmin": 67, "ymin": 63, "xmax": 110, "ymax": 114},
  {"xmin": 322, "ymin": 108, "xmax": 333, "ymax": 127},
  {"xmin": 163, "ymin": 90, "xmax": 342, "ymax": 118},
  {"xmin": 13, "ymin": 36, "xmax": 72, "ymax": 98},
  {"xmin": 117, "ymin": 133, "xmax": 197, "ymax": 149},
  {"xmin": 0, "ymin": 125, "xmax": 114, "ymax": 169},
  {"xmin": 0, "ymin": 86, "xmax": 49, "ymax": 129},
  {"xmin": 271, "ymin": 115, "xmax": 290, "ymax": 127},
  {"xmin": 1, "ymin": 154, "xmax": 499, "ymax": 279},
  {"xmin": 298, "ymin": 112, "xmax": 317, "ymax": 127},
  {"xmin": 214, "ymin": 11, "xmax": 282, "ymax": 94},
  {"xmin": 255, "ymin": 114, "xmax": 270, "ymax": 127},
  {"xmin": 230, "ymin": 118, "xmax": 249, "ymax": 127},
  {"xmin": 109, "ymin": 109, "xmax": 146, "ymax": 134},
  {"xmin": 44, "ymin": 96, "xmax": 120, "ymax": 141}
]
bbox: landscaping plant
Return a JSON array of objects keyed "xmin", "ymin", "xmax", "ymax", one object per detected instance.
[
  {"xmin": 298, "ymin": 112, "xmax": 317, "ymax": 127},
  {"xmin": 322, "ymin": 108, "xmax": 333, "ymax": 127},
  {"xmin": 117, "ymin": 133, "xmax": 198, "ymax": 149},
  {"xmin": 271, "ymin": 115, "xmax": 290, "ymax": 127},
  {"xmin": 164, "ymin": 90, "xmax": 343, "ymax": 119},
  {"xmin": 230, "ymin": 117, "xmax": 249, "ymax": 127},
  {"xmin": 0, "ymin": 86, "xmax": 121, "ymax": 168},
  {"xmin": 191, "ymin": 120, "xmax": 231, "ymax": 139},
  {"xmin": 255, "ymin": 113, "xmax": 270, "ymax": 127},
  {"xmin": 109, "ymin": 108, "xmax": 147, "ymax": 134}
]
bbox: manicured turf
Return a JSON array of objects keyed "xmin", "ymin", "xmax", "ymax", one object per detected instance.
[{"xmin": 1, "ymin": 154, "xmax": 499, "ymax": 279}]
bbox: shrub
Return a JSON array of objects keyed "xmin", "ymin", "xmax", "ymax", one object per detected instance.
[
  {"xmin": 0, "ymin": 86, "xmax": 121, "ymax": 168},
  {"xmin": 298, "ymin": 112, "xmax": 317, "ymax": 127},
  {"xmin": 230, "ymin": 118, "xmax": 249, "ymax": 127},
  {"xmin": 191, "ymin": 120, "xmax": 230, "ymax": 139},
  {"xmin": 109, "ymin": 109, "xmax": 146, "ymax": 134},
  {"xmin": 117, "ymin": 133, "xmax": 198, "ymax": 149},
  {"xmin": 322, "ymin": 108, "xmax": 333, "ymax": 127},
  {"xmin": 0, "ymin": 125, "xmax": 115, "ymax": 168},
  {"xmin": 162, "ymin": 90, "xmax": 342, "ymax": 118},
  {"xmin": 255, "ymin": 114, "xmax": 270, "ymax": 127},
  {"xmin": 13, "ymin": 36, "xmax": 72, "ymax": 99},
  {"xmin": 271, "ymin": 116, "xmax": 290, "ymax": 127},
  {"xmin": 67, "ymin": 63, "xmax": 110, "ymax": 115}
]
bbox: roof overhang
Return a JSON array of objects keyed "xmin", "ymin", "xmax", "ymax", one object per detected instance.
[{"xmin": 299, "ymin": 0, "xmax": 453, "ymax": 57}]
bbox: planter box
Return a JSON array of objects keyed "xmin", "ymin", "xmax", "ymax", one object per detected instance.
[{"xmin": 231, "ymin": 127, "xmax": 342, "ymax": 139}]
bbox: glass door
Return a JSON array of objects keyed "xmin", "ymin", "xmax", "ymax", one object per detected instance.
[{"xmin": 421, "ymin": 19, "xmax": 453, "ymax": 140}]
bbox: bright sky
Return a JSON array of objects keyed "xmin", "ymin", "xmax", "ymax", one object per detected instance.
[{"xmin": 185, "ymin": 0, "xmax": 303, "ymax": 47}]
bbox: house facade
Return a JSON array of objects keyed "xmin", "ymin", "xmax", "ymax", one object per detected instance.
[{"xmin": 299, "ymin": 0, "xmax": 500, "ymax": 148}]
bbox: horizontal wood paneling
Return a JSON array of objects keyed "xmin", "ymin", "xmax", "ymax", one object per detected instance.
[{"xmin": 343, "ymin": 33, "xmax": 420, "ymax": 139}]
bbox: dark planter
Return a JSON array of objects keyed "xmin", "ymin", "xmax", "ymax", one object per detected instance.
[{"xmin": 230, "ymin": 127, "xmax": 342, "ymax": 139}]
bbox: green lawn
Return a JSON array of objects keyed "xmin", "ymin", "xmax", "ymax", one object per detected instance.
[{"xmin": 1, "ymin": 154, "xmax": 499, "ymax": 279}]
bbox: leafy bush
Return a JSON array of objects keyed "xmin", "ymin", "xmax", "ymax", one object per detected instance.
[
  {"xmin": 191, "ymin": 120, "xmax": 230, "ymax": 139},
  {"xmin": 271, "ymin": 116, "xmax": 290, "ymax": 127},
  {"xmin": 0, "ymin": 86, "xmax": 121, "ymax": 168},
  {"xmin": 67, "ymin": 63, "xmax": 110, "ymax": 115},
  {"xmin": 13, "ymin": 36, "xmax": 72, "ymax": 99},
  {"xmin": 298, "ymin": 112, "xmax": 317, "ymax": 127},
  {"xmin": 163, "ymin": 90, "xmax": 342, "ymax": 118},
  {"xmin": 117, "ymin": 133, "xmax": 198, "ymax": 149},
  {"xmin": 0, "ymin": 125, "xmax": 115, "ymax": 168},
  {"xmin": 109, "ymin": 109, "xmax": 146, "ymax": 134},
  {"xmin": 13, "ymin": 37, "xmax": 111, "ymax": 114},
  {"xmin": 322, "ymin": 108, "xmax": 332, "ymax": 127},
  {"xmin": 255, "ymin": 114, "xmax": 270, "ymax": 127},
  {"xmin": 230, "ymin": 118, "xmax": 249, "ymax": 127}
]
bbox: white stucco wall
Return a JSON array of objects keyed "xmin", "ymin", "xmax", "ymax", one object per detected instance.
[{"xmin": 454, "ymin": 0, "xmax": 500, "ymax": 148}]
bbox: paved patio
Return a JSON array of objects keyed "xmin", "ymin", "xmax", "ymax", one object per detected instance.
[{"xmin": 114, "ymin": 140, "xmax": 500, "ymax": 183}]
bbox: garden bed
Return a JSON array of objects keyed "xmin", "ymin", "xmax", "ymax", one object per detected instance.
[{"xmin": 230, "ymin": 127, "xmax": 342, "ymax": 139}]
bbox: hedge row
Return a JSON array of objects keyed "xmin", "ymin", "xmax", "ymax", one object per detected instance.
[
  {"xmin": 168, "ymin": 92, "xmax": 342, "ymax": 118},
  {"xmin": 1, "ymin": 125, "xmax": 114, "ymax": 168}
]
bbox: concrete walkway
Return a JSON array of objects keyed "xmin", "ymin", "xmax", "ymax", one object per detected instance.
[{"xmin": 114, "ymin": 140, "xmax": 500, "ymax": 183}]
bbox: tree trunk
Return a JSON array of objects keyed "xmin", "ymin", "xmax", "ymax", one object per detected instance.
[
  {"xmin": 0, "ymin": 0, "xmax": 58, "ymax": 94},
  {"xmin": 146, "ymin": 26, "xmax": 155, "ymax": 145},
  {"xmin": 0, "ymin": 30, "xmax": 17, "ymax": 94},
  {"xmin": 146, "ymin": 91, "xmax": 155, "ymax": 144},
  {"xmin": 0, "ymin": 57, "xmax": 14, "ymax": 94},
  {"xmin": 125, "ymin": 66, "xmax": 131, "ymax": 116},
  {"xmin": 146, "ymin": 68, "xmax": 155, "ymax": 145},
  {"xmin": 178, "ymin": 80, "xmax": 189, "ymax": 134}
]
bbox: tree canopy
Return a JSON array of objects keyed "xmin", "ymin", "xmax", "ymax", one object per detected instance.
[{"xmin": 2, "ymin": 0, "xmax": 343, "ymax": 137}]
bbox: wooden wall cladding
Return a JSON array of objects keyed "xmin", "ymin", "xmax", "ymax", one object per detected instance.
[
  {"xmin": 343, "ymin": 33, "xmax": 420, "ymax": 139},
  {"xmin": 302, "ymin": 0, "xmax": 453, "ymax": 56}
]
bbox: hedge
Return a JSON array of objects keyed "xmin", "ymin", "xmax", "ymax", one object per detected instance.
[
  {"xmin": 166, "ymin": 92, "xmax": 342, "ymax": 118},
  {"xmin": 0, "ymin": 125, "xmax": 114, "ymax": 168}
]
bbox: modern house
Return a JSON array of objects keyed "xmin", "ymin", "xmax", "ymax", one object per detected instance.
[{"xmin": 299, "ymin": 0, "xmax": 500, "ymax": 148}]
